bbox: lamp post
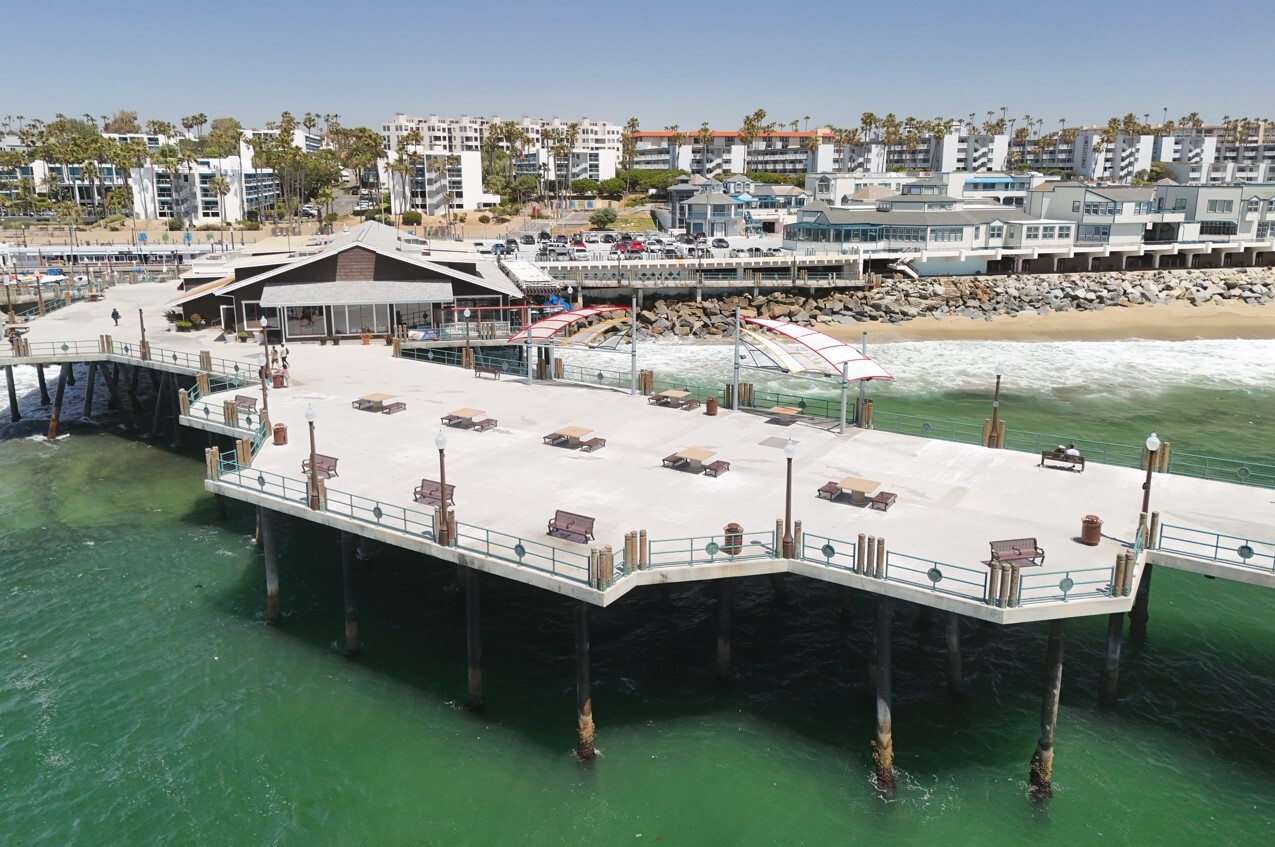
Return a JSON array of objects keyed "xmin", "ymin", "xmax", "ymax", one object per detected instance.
[
  {"xmin": 305, "ymin": 405, "xmax": 319, "ymax": 509},
  {"xmin": 259, "ymin": 314, "xmax": 269, "ymax": 345},
  {"xmin": 987, "ymin": 362, "xmax": 1004, "ymax": 448},
  {"xmin": 137, "ymin": 298, "xmax": 147, "ymax": 360},
  {"xmin": 567, "ymin": 285, "xmax": 574, "ymax": 309},
  {"xmin": 782, "ymin": 438, "xmax": 796, "ymax": 558},
  {"xmin": 257, "ymin": 352, "xmax": 269, "ymax": 417},
  {"xmin": 1141, "ymin": 431, "xmax": 1161, "ymax": 518},
  {"xmin": 435, "ymin": 429, "xmax": 450, "ymax": 546},
  {"xmin": 463, "ymin": 307, "xmax": 472, "ymax": 366}
]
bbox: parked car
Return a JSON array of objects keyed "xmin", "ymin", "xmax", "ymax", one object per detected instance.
[
  {"xmin": 618, "ymin": 233, "xmax": 633, "ymax": 243},
  {"xmin": 711, "ymin": 238, "xmax": 730, "ymax": 249},
  {"xmin": 538, "ymin": 231, "xmax": 551, "ymax": 241},
  {"xmin": 600, "ymin": 233, "xmax": 616, "ymax": 243},
  {"xmin": 628, "ymin": 241, "xmax": 645, "ymax": 253},
  {"xmin": 491, "ymin": 244, "xmax": 508, "ymax": 255},
  {"xmin": 519, "ymin": 234, "xmax": 536, "ymax": 245},
  {"xmin": 473, "ymin": 242, "xmax": 492, "ymax": 254},
  {"xmin": 571, "ymin": 239, "xmax": 586, "ymax": 249},
  {"xmin": 688, "ymin": 246, "xmax": 713, "ymax": 258},
  {"xmin": 659, "ymin": 248, "xmax": 680, "ymax": 260},
  {"xmin": 676, "ymin": 234, "xmax": 695, "ymax": 244},
  {"xmin": 583, "ymin": 232, "xmax": 600, "ymax": 243},
  {"xmin": 505, "ymin": 238, "xmax": 519, "ymax": 250},
  {"xmin": 553, "ymin": 234, "xmax": 568, "ymax": 244},
  {"xmin": 572, "ymin": 246, "xmax": 589, "ymax": 260}
]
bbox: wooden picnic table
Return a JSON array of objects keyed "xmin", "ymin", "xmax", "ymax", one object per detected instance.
[
  {"xmin": 359, "ymin": 392, "xmax": 397, "ymax": 412},
  {"xmin": 652, "ymin": 389, "xmax": 690, "ymax": 407},
  {"xmin": 677, "ymin": 447, "xmax": 717, "ymax": 471},
  {"xmin": 449, "ymin": 407, "xmax": 485, "ymax": 423},
  {"xmin": 770, "ymin": 405, "xmax": 801, "ymax": 424},
  {"xmin": 553, "ymin": 425, "xmax": 594, "ymax": 446},
  {"xmin": 839, "ymin": 475, "xmax": 882, "ymax": 505}
]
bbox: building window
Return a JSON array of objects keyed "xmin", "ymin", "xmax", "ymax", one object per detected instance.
[
  {"xmin": 1025, "ymin": 226, "xmax": 1040, "ymax": 240},
  {"xmin": 1057, "ymin": 226, "xmax": 1072, "ymax": 238},
  {"xmin": 1246, "ymin": 199, "xmax": 1262, "ymax": 214},
  {"xmin": 1258, "ymin": 221, "xmax": 1273, "ymax": 238},
  {"xmin": 1072, "ymin": 201, "xmax": 1081, "ymax": 212},
  {"xmin": 1042, "ymin": 225, "xmax": 1057, "ymax": 239},
  {"xmin": 929, "ymin": 227, "xmax": 962, "ymax": 242},
  {"xmin": 989, "ymin": 225, "xmax": 1004, "ymax": 238},
  {"xmin": 1199, "ymin": 221, "xmax": 1237, "ymax": 236},
  {"xmin": 1206, "ymin": 199, "xmax": 1234, "ymax": 213},
  {"xmin": 1078, "ymin": 225, "xmax": 1110, "ymax": 242}
]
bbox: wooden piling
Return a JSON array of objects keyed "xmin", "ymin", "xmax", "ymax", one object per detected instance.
[
  {"xmin": 1007, "ymin": 563, "xmax": 1022, "ymax": 608},
  {"xmin": 5, "ymin": 365, "xmax": 19, "ymax": 422},
  {"xmin": 212, "ymin": 492, "xmax": 227, "ymax": 520},
  {"xmin": 102, "ymin": 363, "xmax": 134, "ymax": 429},
  {"xmin": 944, "ymin": 611, "xmax": 964, "ymax": 698},
  {"xmin": 79, "ymin": 362, "xmax": 98, "ymax": 418},
  {"xmin": 574, "ymin": 600, "xmax": 596, "ymax": 761},
  {"xmin": 259, "ymin": 506, "xmax": 281, "ymax": 623},
  {"xmin": 856, "ymin": 533, "xmax": 867, "ymax": 575},
  {"xmin": 340, "ymin": 531, "xmax": 360, "ymax": 657},
  {"xmin": 999, "ymin": 561, "xmax": 1014, "ymax": 608},
  {"xmin": 148, "ymin": 372, "xmax": 170, "ymax": 438},
  {"xmin": 466, "ymin": 566, "xmax": 483, "ymax": 710},
  {"xmin": 837, "ymin": 587, "xmax": 853, "ymax": 620},
  {"xmin": 1098, "ymin": 613, "xmax": 1124, "ymax": 707},
  {"xmin": 46, "ymin": 363, "xmax": 70, "ymax": 439},
  {"xmin": 127, "ymin": 364, "xmax": 142, "ymax": 416},
  {"xmin": 1129, "ymin": 563, "xmax": 1154, "ymax": 640},
  {"xmin": 1029, "ymin": 619, "xmax": 1065, "ymax": 797},
  {"xmin": 36, "ymin": 365, "xmax": 50, "ymax": 405},
  {"xmin": 714, "ymin": 577, "xmax": 737, "ymax": 679},
  {"xmin": 873, "ymin": 598, "xmax": 896, "ymax": 796},
  {"xmin": 989, "ymin": 560, "xmax": 1003, "ymax": 605},
  {"xmin": 65, "ymin": 364, "xmax": 76, "ymax": 386},
  {"xmin": 875, "ymin": 535, "xmax": 886, "ymax": 578}
]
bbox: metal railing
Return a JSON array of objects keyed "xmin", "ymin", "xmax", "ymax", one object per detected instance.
[
  {"xmin": 558, "ymin": 363, "xmax": 633, "ymax": 390},
  {"xmin": 798, "ymin": 531, "xmax": 858, "ymax": 572},
  {"xmin": 453, "ymin": 521, "xmax": 592, "ymax": 584},
  {"xmin": 1165, "ymin": 452, "xmax": 1275, "ymax": 488},
  {"xmin": 1016, "ymin": 565, "xmax": 1118, "ymax": 605},
  {"xmin": 325, "ymin": 489, "xmax": 437, "ymax": 540},
  {"xmin": 3, "ymin": 338, "xmax": 103, "ymax": 358},
  {"xmin": 872, "ymin": 410, "xmax": 984, "ymax": 444},
  {"xmin": 1157, "ymin": 523, "xmax": 1275, "ymax": 572},
  {"xmin": 647, "ymin": 529, "xmax": 778, "ymax": 568},
  {"xmin": 886, "ymin": 551, "xmax": 990, "ymax": 602}
]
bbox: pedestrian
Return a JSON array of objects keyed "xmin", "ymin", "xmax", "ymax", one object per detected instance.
[
  {"xmin": 270, "ymin": 345, "xmax": 280, "ymax": 367},
  {"xmin": 111, "ymin": 308, "xmax": 120, "ymax": 326},
  {"xmin": 280, "ymin": 345, "xmax": 290, "ymax": 369},
  {"xmin": 281, "ymin": 366, "xmax": 290, "ymax": 388}
]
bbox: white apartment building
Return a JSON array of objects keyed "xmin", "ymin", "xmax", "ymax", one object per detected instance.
[
  {"xmin": 385, "ymin": 149, "xmax": 498, "ymax": 216},
  {"xmin": 130, "ymin": 156, "xmax": 277, "ymax": 225},
  {"xmin": 806, "ymin": 172, "xmax": 1051, "ymax": 209}
]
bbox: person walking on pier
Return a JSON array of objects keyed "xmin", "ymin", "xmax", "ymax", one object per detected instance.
[
  {"xmin": 111, "ymin": 308, "xmax": 120, "ymax": 326},
  {"xmin": 280, "ymin": 345, "xmax": 290, "ymax": 369}
]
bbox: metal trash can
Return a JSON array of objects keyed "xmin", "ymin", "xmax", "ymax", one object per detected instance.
[
  {"xmin": 271, "ymin": 373, "xmax": 284, "ymax": 389},
  {"xmin": 273, "ymin": 423, "xmax": 288, "ymax": 446},
  {"xmin": 1080, "ymin": 514, "xmax": 1102, "ymax": 546},
  {"xmin": 723, "ymin": 522, "xmax": 743, "ymax": 555},
  {"xmin": 706, "ymin": 395, "xmax": 718, "ymax": 416}
]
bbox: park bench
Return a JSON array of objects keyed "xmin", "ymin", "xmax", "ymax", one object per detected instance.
[
  {"xmin": 441, "ymin": 414, "xmax": 462, "ymax": 427},
  {"xmin": 547, "ymin": 509, "xmax": 596, "ymax": 543},
  {"xmin": 580, "ymin": 437, "xmax": 606, "ymax": 453},
  {"xmin": 1040, "ymin": 450, "xmax": 1085, "ymax": 472},
  {"xmin": 648, "ymin": 395, "xmax": 670, "ymax": 406},
  {"xmin": 413, "ymin": 478, "xmax": 455, "ymax": 506},
  {"xmin": 543, "ymin": 433, "xmax": 568, "ymax": 446},
  {"xmin": 474, "ymin": 365, "xmax": 500, "ymax": 379},
  {"xmin": 472, "ymin": 418, "xmax": 498, "ymax": 432},
  {"xmin": 301, "ymin": 454, "xmax": 339, "ymax": 479},
  {"xmin": 234, "ymin": 395, "xmax": 258, "ymax": 412},
  {"xmin": 352, "ymin": 399, "xmax": 375, "ymax": 411},
  {"xmin": 381, "ymin": 401, "xmax": 407, "ymax": 415},
  {"xmin": 681, "ymin": 399, "xmax": 702, "ymax": 411},
  {"xmin": 989, "ymin": 537, "xmax": 1045, "ymax": 567},
  {"xmin": 817, "ymin": 481, "xmax": 841, "ymax": 500},
  {"xmin": 703, "ymin": 460, "xmax": 730, "ymax": 477},
  {"xmin": 869, "ymin": 491, "xmax": 898, "ymax": 511},
  {"xmin": 662, "ymin": 453, "xmax": 688, "ymax": 469}
]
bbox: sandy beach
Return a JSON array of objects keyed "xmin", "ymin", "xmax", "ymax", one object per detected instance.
[{"xmin": 818, "ymin": 301, "xmax": 1275, "ymax": 343}]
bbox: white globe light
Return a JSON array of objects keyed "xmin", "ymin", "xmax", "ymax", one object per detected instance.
[
  {"xmin": 435, "ymin": 430, "xmax": 447, "ymax": 450},
  {"xmin": 304, "ymin": 405, "xmax": 316, "ymax": 423},
  {"xmin": 257, "ymin": 353, "xmax": 267, "ymax": 366},
  {"xmin": 783, "ymin": 438, "xmax": 797, "ymax": 460},
  {"xmin": 1146, "ymin": 432, "xmax": 1161, "ymax": 453}
]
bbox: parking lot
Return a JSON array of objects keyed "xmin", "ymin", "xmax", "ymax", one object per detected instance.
[{"xmin": 471, "ymin": 232, "xmax": 788, "ymax": 263}]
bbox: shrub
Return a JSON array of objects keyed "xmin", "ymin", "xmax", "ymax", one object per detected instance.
[
  {"xmin": 493, "ymin": 215, "xmax": 509, "ymax": 224},
  {"xmin": 589, "ymin": 208, "xmax": 618, "ymax": 229},
  {"xmin": 477, "ymin": 214, "xmax": 491, "ymax": 224},
  {"xmin": 167, "ymin": 219, "xmax": 183, "ymax": 231},
  {"xmin": 401, "ymin": 210, "xmax": 422, "ymax": 225},
  {"xmin": 324, "ymin": 213, "xmax": 339, "ymax": 223},
  {"xmin": 162, "ymin": 308, "xmax": 183, "ymax": 324},
  {"xmin": 188, "ymin": 313, "xmax": 202, "ymax": 325},
  {"xmin": 174, "ymin": 320, "xmax": 193, "ymax": 330},
  {"xmin": 373, "ymin": 214, "xmax": 394, "ymax": 225},
  {"xmin": 241, "ymin": 220, "xmax": 261, "ymax": 230},
  {"xmin": 103, "ymin": 214, "xmax": 126, "ymax": 225}
]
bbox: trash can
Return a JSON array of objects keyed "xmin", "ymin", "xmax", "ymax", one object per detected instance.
[
  {"xmin": 1080, "ymin": 514, "xmax": 1102, "ymax": 546},
  {"xmin": 271, "ymin": 372, "xmax": 284, "ymax": 389},
  {"xmin": 706, "ymin": 395, "xmax": 718, "ymax": 416},
  {"xmin": 273, "ymin": 423, "xmax": 288, "ymax": 446},
  {"xmin": 723, "ymin": 522, "xmax": 743, "ymax": 555}
]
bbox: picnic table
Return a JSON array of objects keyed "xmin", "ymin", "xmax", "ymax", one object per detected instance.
[
  {"xmin": 770, "ymin": 405, "xmax": 801, "ymax": 424},
  {"xmin": 651, "ymin": 389, "xmax": 690, "ymax": 407},
  {"xmin": 839, "ymin": 475, "xmax": 881, "ymax": 505},
  {"xmin": 357, "ymin": 392, "xmax": 396, "ymax": 412},
  {"xmin": 676, "ymin": 447, "xmax": 716, "ymax": 472},
  {"xmin": 443, "ymin": 407, "xmax": 485, "ymax": 427},
  {"xmin": 548, "ymin": 425, "xmax": 593, "ymax": 447}
]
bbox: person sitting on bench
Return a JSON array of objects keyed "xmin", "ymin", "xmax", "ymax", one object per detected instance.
[{"xmin": 1064, "ymin": 443, "xmax": 1080, "ymax": 458}]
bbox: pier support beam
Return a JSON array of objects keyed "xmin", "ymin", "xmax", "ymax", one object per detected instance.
[
  {"xmin": 1129, "ymin": 563, "xmax": 1153, "ymax": 640},
  {"xmin": 837, "ymin": 587, "xmax": 853, "ymax": 621},
  {"xmin": 36, "ymin": 365, "xmax": 50, "ymax": 405},
  {"xmin": 768, "ymin": 573, "xmax": 788, "ymax": 604},
  {"xmin": 873, "ymin": 599, "xmax": 895, "ymax": 796},
  {"xmin": 944, "ymin": 611, "xmax": 964, "ymax": 699},
  {"xmin": 1029, "ymin": 619, "xmax": 1065, "ymax": 797},
  {"xmin": 465, "ymin": 566, "xmax": 483, "ymax": 710},
  {"xmin": 101, "ymin": 362, "xmax": 134, "ymax": 430},
  {"xmin": 46, "ymin": 364, "xmax": 70, "ymax": 439},
  {"xmin": 127, "ymin": 365, "xmax": 142, "ymax": 417},
  {"xmin": 1098, "ymin": 613, "xmax": 1124, "ymax": 707},
  {"xmin": 148, "ymin": 371, "xmax": 170, "ymax": 438},
  {"xmin": 212, "ymin": 492, "xmax": 227, "ymax": 521},
  {"xmin": 81, "ymin": 362, "xmax": 98, "ymax": 417},
  {"xmin": 340, "ymin": 531, "xmax": 360, "ymax": 657},
  {"xmin": 575, "ymin": 599, "xmax": 596, "ymax": 760},
  {"xmin": 714, "ymin": 577, "xmax": 737, "ymax": 679},
  {"xmin": 6, "ymin": 365, "xmax": 20, "ymax": 422},
  {"xmin": 259, "ymin": 506, "xmax": 281, "ymax": 623}
]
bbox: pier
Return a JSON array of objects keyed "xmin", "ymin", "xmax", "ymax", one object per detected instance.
[{"xmin": 5, "ymin": 285, "xmax": 1274, "ymax": 796}]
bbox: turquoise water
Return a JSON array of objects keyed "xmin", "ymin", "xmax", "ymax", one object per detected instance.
[{"xmin": 4, "ymin": 341, "xmax": 1275, "ymax": 844}]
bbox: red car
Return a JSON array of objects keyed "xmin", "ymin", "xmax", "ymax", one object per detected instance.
[{"xmin": 628, "ymin": 240, "xmax": 645, "ymax": 253}]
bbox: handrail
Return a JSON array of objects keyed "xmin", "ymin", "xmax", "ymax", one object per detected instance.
[
  {"xmin": 647, "ymin": 529, "xmax": 778, "ymax": 567},
  {"xmin": 1016, "ymin": 565, "xmax": 1118, "ymax": 605},
  {"xmin": 1157, "ymin": 523, "xmax": 1275, "ymax": 571}
]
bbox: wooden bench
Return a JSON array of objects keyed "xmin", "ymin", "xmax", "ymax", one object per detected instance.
[
  {"xmin": 547, "ymin": 509, "xmax": 595, "ymax": 543},
  {"xmin": 817, "ymin": 481, "xmax": 841, "ymax": 500},
  {"xmin": 234, "ymin": 395, "xmax": 258, "ymax": 412},
  {"xmin": 543, "ymin": 433, "xmax": 568, "ymax": 446},
  {"xmin": 681, "ymin": 399, "xmax": 702, "ymax": 411},
  {"xmin": 472, "ymin": 418, "xmax": 497, "ymax": 432},
  {"xmin": 989, "ymin": 537, "xmax": 1045, "ymax": 567},
  {"xmin": 580, "ymin": 437, "xmax": 606, "ymax": 453},
  {"xmin": 869, "ymin": 491, "xmax": 897, "ymax": 511},
  {"xmin": 381, "ymin": 401, "xmax": 407, "ymax": 415},
  {"xmin": 413, "ymin": 478, "xmax": 455, "ymax": 506},
  {"xmin": 474, "ymin": 365, "xmax": 500, "ymax": 379},
  {"xmin": 301, "ymin": 454, "xmax": 339, "ymax": 479},
  {"xmin": 441, "ymin": 414, "xmax": 462, "ymax": 426},
  {"xmin": 703, "ymin": 460, "xmax": 730, "ymax": 477},
  {"xmin": 662, "ymin": 453, "xmax": 688, "ymax": 469},
  {"xmin": 351, "ymin": 398, "xmax": 375, "ymax": 411},
  {"xmin": 1039, "ymin": 450, "xmax": 1085, "ymax": 472}
]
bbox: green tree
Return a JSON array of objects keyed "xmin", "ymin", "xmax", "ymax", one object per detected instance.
[
  {"xmin": 571, "ymin": 177, "xmax": 599, "ymax": 196},
  {"xmin": 205, "ymin": 117, "xmax": 243, "ymax": 157},
  {"xmin": 208, "ymin": 175, "xmax": 231, "ymax": 231},
  {"xmin": 104, "ymin": 110, "xmax": 140, "ymax": 134},
  {"xmin": 589, "ymin": 207, "xmax": 617, "ymax": 229},
  {"xmin": 598, "ymin": 177, "xmax": 625, "ymax": 199}
]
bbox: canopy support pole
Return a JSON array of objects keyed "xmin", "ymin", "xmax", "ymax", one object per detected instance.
[
  {"xmin": 630, "ymin": 293, "xmax": 637, "ymax": 396},
  {"xmin": 731, "ymin": 305, "xmax": 741, "ymax": 411}
]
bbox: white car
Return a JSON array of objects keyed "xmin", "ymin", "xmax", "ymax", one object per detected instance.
[{"xmin": 473, "ymin": 242, "xmax": 492, "ymax": 254}]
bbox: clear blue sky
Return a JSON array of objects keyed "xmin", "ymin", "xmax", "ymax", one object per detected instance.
[{"xmin": 9, "ymin": 0, "xmax": 1268, "ymax": 132}]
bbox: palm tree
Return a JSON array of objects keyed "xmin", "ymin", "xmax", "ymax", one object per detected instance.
[
  {"xmin": 803, "ymin": 115, "xmax": 811, "ymax": 132},
  {"xmin": 621, "ymin": 116, "xmax": 639, "ymax": 192},
  {"xmin": 860, "ymin": 112, "xmax": 877, "ymax": 141},
  {"xmin": 697, "ymin": 122, "xmax": 714, "ymax": 176},
  {"xmin": 208, "ymin": 175, "xmax": 230, "ymax": 243}
]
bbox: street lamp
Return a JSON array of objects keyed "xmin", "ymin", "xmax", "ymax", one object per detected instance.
[
  {"xmin": 435, "ymin": 429, "xmax": 450, "ymax": 546},
  {"xmin": 1141, "ymin": 432, "xmax": 1161, "ymax": 518},
  {"xmin": 463, "ymin": 307, "xmax": 472, "ymax": 364},
  {"xmin": 567, "ymin": 285, "xmax": 574, "ymax": 309},
  {"xmin": 137, "ymin": 298, "xmax": 147, "ymax": 359},
  {"xmin": 257, "ymin": 352, "xmax": 269, "ymax": 417},
  {"xmin": 305, "ymin": 405, "xmax": 319, "ymax": 510},
  {"xmin": 988, "ymin": 362, "xmax": 1004, "ymax": 448},
  {"xmin": 259, "ymin": 315, "xmax": 268, "ymax": 345},
  {"xmin": 782, "ymin": 438, "xmax": 797, "ymax": 558}
]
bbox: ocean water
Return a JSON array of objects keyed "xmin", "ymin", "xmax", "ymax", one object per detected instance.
[{"xmin": 3, "ymin": 340, "xmax": 1275, "ymax": 845}]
